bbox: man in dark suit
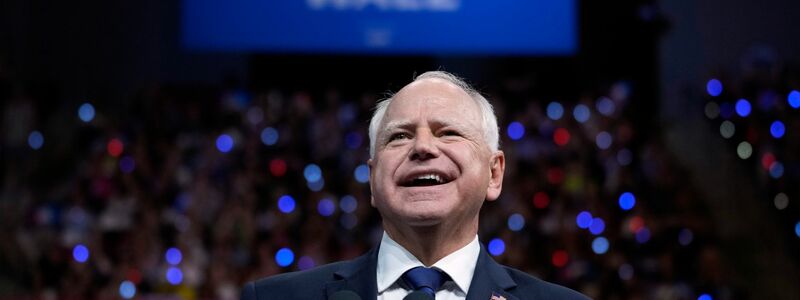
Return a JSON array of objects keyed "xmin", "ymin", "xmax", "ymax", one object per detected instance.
[{"xmin": 241, "ymin": 71, "xmax": 589, "ymax": 300}]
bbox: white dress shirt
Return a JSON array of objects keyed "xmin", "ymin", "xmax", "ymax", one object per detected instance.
[{"xmin": 376, "ymin": 232, "xmax": 480, "ymax": 300}]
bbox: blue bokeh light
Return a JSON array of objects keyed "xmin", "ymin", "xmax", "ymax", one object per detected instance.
[
  {"xmin": 679, "ymin": 228, "xmax": 694, "ymax": 246},
  {"xmin": 596, "ymin": 97, "xmax": 616, "ymax": 116},
  {"xmin": 175, "ymin": 192, "xmax": 191, "ymax": 213},
  {"xmin": 507, "ymin": 213, "xmax": 525, "ymax": 231},
  {"xmin": 73, "ymin": 244, "xmax": 89, "ymax": 263},
  {"xmin": 338, "ymin": 104, "xmax": 357, "ymax": 125},
  {"xmin": 795, "ymin": 221, "xmax": 800, "ymax": 238},
  {"xmin": 546, "ymin": 102, "xmax": 564, "ymax": 120},
  {"xmin": 576, "ymin": 211, "xmax": 593, "ymax": 229},
  {"xmin": 589, "ymin": 218, "xmax": 606, "ymax": 235},
  {"xmin": 275, "ymin": 248, "xmax": 295, "ymax": 267},
  {"xmin": 28, "ymin": 131, "xmax": 44, "ymax": 150},
  {"xmin": 229, "ymin": 90, "xmax": 250, "ymax": 107},
  {"xmin": 706, "ymin": 79, "xmax": 723, "ymax": 97},
  {"xmin": 260, "ymin": 127, "xmax": 279, "ymax": 146},
  {"xmin": 788, "ymin": 90, "xmax": 800, "ymax": 108},
  {"xmin": 304, "ymin": 164, "xmax": 322, "ymax": 183},
  {"xmin": 757, "ymin": 91, "xmax": 777, "ymax": 111},
  {"xmin": 596, "ymin": 131, "xmax": 612, "ymax": 150},
  {"xmin": 298, "ymin": 256, "xmax": 316, "ymax": 270},
  {"xmin": 719, "ymin": 102, "xmax": 734, "ymax": 119},
  {"xmin": 507, "ymin": 122, "xmax": 525, "ymax": 140},
  {"xmin": 636, "ymin": 228, "xmax": 651, "ymax": 243},
  {"xmin": 488, "ymin": 238, "xmax": 506, "ymax": 256},
  {"xmin": 618, "ymin": 264, "xmax": 634, "ymax": 281},
  {"xmin": 119, "ymin": 281, "xmax": 136, "ymax": 299},
  {"xmin": 166, "ymin": 247, "xmax": 182, "ymax": 265},
  {"xmin": 345, "ymin": 132, "xmax": 363, "ymax": 149},
  {"xmin": 591, "ymin": 237, "xmax": 609, "ymax": 254},
  {"xmin": 573, "ymin": 104, "xmax": 591, "ymax": 123},
  {"xmin": 317, "ymin": 198, "xmax": 336, "ymax": 217},
  {"xmin": 698, "ymin": 294, "xmax": 713, "ymax": 300},
  {"xmin": 166, "ymin": 267, "xmax": 183, "ymax": 285},
  {"xmin": 119, "ymin": 156, "xmax": 136, "ymax": 173},
  {"xmin": 769, "ymin": 162, "xmax": 784, "ymax": 179},
  {"xmin": 735, "ymin": 99, "xmax": 751, "ymax": 117},
  {"xmin": 78, "ymin": 103, "xmax": 95, "ymax": 122},
  {"xmin": 278, "ymin": 195, "xmax": 296, "ymax": 213},
  {"xmin": 307, "ymin": 178, "xmax": 325, "ymax": 192},
  {"xmin": 216, "ymin": 134, "xmax": 234, "ymax": 153},
  {"xmin": 617, "ymin": 149, "xmax": 633, "ymax": 166},
  {"xmin": 340, "ymin": 213, "xmax": 358, "ymax": 229},
  {"xmin": 619, "ymin": 192, "xmax": 636, "ymax": 211},
  {"xmin": 770, "ymin": 121, "xmax": 785, "ymax": 138},
  {"xmin": 340, "ymin": 195, "xmax": 358, "ymax": 213},
  {"xmin": 354, "ymin": 164, "xmax": 370, "ymax": 183}
]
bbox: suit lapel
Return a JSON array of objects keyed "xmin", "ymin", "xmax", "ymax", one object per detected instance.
[
  {"xmin": 466, "ymin": 246, "xmax": 519, "ymax": 300},
  {"xmin": 321, "ymin": 243, "xmax": 521, "ymax": 300},
  {"xmin": 325, "ymin": 247, "xmax": 379, "ymax": 300}
]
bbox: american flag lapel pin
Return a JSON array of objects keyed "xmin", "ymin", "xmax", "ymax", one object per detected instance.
[{"xmin": 490, "ymin": 292, "xmax": 507, "ymax": 300}]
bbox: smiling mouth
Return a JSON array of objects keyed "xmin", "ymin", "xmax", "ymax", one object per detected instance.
[{"xmin": 401, "ymin": 173, "xmax": 452, "ymax": 187}]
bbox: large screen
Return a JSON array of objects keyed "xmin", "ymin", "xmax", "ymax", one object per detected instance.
[{"xmin": 182, "ymin": 0, "xmax": 577, "ymax": 55}]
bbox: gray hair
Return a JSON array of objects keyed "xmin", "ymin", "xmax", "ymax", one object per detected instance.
[{"xmin": 368, "ymin": 71, "xmax": 500, "ymax": 158}]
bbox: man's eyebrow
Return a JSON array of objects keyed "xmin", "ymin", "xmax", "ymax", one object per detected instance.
[
  {"xmin": 381, "ymin": 118, "xmax": 467, "ymax": 134},
  {"xmin": 381, "ymin": 120, "xmax": 413, "ymax": 133}
]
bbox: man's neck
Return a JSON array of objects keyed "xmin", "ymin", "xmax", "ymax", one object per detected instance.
[{"xmin": 383, "ymin": 219, "xmax": 479, "ymax": 266}]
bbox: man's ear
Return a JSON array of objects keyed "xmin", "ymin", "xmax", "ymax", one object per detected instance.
[
  {"xmin": 485, "ymin": 151, "xmax": 505, "ymax": 201},
  {"xmin": 368, "ymin": 158, "xmax": 376, "ymax": 207}
]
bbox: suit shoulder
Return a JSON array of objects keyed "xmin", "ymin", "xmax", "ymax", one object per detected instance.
[
  {"xmin": 241, "ymin": 261, "xmax": 350, "ymax": 300},
  {"xmin": 503, "ymin": 267, "xmax": 591, "ymax": 300},
  {"xmin": 256, "ymin": 261, "xmax": 349, "ymax": 286}
]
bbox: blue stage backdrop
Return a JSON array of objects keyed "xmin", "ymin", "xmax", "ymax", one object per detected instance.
[{"xmin": 182, "ymin": 0, "xmax": 577, "ymax": 55}]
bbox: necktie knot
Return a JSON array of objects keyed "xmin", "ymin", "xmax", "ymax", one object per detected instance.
[{"xmin": 401, "ymin": 267, "xmax": 448, "ymax": 298}]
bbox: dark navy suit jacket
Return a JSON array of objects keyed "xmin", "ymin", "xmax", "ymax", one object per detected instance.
[{"xmin": 240, "ymin": 245, "xmax": 589, "ymax": 300}]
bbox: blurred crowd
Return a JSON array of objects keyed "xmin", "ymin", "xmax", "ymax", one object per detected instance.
[
  {"xmin": 0, "ymin": 73, "xmax": 738, "ymax": 300},
  {"xmin": 701, "ymin": 57, "xmax": 800, "ymax": 264}
]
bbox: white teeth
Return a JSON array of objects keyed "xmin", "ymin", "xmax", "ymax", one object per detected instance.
[{"xmin": 416, "ymin": 174, "xmax": 443, "ymax": 183}]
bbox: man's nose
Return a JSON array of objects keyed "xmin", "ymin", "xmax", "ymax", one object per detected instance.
[{"xmin": 409, "ymin": 130, "xmax": 440, "ymax": 161}]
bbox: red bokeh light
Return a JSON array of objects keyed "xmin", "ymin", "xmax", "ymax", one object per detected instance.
[
  {"xmin": 628, "ymin": 216, "xmax": 644, "ymax": 233},
  {"xmin": 269, "ymin": 159, "xmax": 287, "ymax": 177},
  {"xmin": 761, "ymin": 152, "xmax": 775, "ymax": 170},
  {"xmin": 127, "ymin": 268, "xmax": 142, "ymax": 284},
  {"xmin": 553, "ymin": 128, "xmax": 570, "ymax": 146},
  {"xmin": 107, "ymin": 138, "xmax": 124, "ymax": 157},
  {"xmin": 533, "ymin": 192, "xmax": 550, "ymax": 209},
  {"xmin": 546, "ymin": 168, "xmax": 564, "ymax": 185},
  {"xmin": 552, "ymin": 250, "xmax": 569, "ymax": 268}
]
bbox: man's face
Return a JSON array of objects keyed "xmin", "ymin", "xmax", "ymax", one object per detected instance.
[{"xmin": 368, "ymin": 78, "xmax": 505, "ymax": 228}]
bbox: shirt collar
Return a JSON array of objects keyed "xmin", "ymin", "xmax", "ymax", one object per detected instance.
[{"xmin": 376, "ymin": 232, "xmax": 480, "ymax": 294}]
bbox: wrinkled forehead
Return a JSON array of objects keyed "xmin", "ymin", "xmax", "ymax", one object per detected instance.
[{"xmin": 382, "ymin": 78, "xmax": 483, "ymax": 126}]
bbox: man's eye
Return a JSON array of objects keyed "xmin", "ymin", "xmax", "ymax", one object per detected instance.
[
  {"xmin": 440, "ymin": 130, "xmax": 460, "ymax": 137},
  {"xmin": 389, "ymin": 133, "xmax": 410, "ymax": 141}
]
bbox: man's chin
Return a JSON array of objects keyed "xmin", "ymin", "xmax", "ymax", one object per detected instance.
[{"xmin": 400, "ymin": 212, "xmax": 448, "ymax": 227}]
